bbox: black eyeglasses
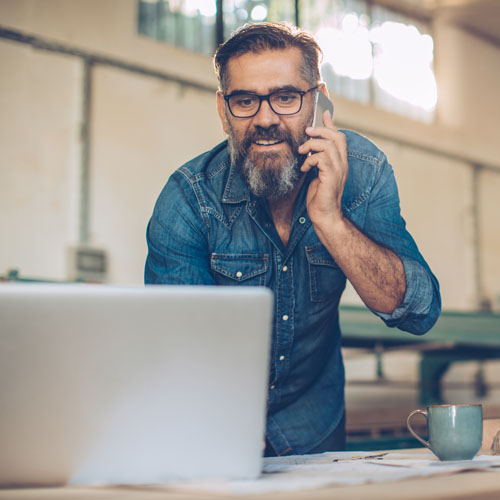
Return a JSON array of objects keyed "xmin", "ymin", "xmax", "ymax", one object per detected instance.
[{"xmin": 223, "ymin": 85, "xmax": 320, "ymax": 118}]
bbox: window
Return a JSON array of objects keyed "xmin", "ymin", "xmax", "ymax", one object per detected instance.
[
  {"xmin": 370, "ymin": 5, "xmax": 437, "ymax": 122},
  {"xmin": 138, "ymin": 0, "xmax": 217, "ymax": 56},
  {"xmin": 223, "ymin": 0, "xmax": 295, "ymax": 40},
  {"xmin": 303, "ymin": 1, "xmax": 437, "ymax": 122},
  {"xmin": 137, "ymin": 0, "xmax": 437, "ymax": 122}
]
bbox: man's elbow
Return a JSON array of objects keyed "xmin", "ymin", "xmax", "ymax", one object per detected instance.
[{"xmin": 398, "ymin": 298, "xmax": 441, "ymax": 336}]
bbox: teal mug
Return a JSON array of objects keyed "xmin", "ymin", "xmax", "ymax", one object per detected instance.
[{"xmin": 407, "ymin": 404, "xmax": 483, "ymax": 461}]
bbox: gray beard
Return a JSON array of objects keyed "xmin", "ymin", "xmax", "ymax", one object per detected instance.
[
  {"xmin": 229, "ymin": 143, "xmax": 302, "ymax": 200},
  {"xmin": 227, "ymin": 126, "xmax": 305, "ymax": 201}
]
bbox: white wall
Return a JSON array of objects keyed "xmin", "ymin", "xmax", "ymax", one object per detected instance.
[
  {"xmin": 0, "ymin": 39, "xmax": 82, "ymax": 280},
  {"xmin": 375, "ymin": 138, "xmax": 477, "ymax": 311},
  {"xmin": 479, "ymin": 169, "xmax": 500, "ymax": 309},
  {"xmin": 435, "ymin": 21, "xmax": 500, "ymax": 155}
]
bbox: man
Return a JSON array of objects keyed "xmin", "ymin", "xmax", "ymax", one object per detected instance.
[{"xmin": 145, "ymin": 22, "xmax": 441, "ymax": 456}]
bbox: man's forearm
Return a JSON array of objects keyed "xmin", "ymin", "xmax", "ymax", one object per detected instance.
[{"xmin": 313, "ymin": 216, "xmax": 406, "ymax": 314}]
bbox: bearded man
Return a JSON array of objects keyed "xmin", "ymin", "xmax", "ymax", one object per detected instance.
[{"xmin": 145, "ymin": 22, "xmax": 441, "ymax": 456}]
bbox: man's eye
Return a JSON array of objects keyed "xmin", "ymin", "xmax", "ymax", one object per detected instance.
[
  {"xmin": 274, "ymin": 93, "xmax": 299, "ymax": 105},
  {"xmin": 234, "ymin": 96, "xmax": 257, "ymax": 107}
]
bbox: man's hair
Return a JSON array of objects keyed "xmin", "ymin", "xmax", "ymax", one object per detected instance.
[{"xmin": 213, "ymin": 22, "xmax": 323, "ymax": 93}]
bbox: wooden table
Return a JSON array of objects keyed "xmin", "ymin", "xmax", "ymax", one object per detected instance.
[
  {"xmin": 2, "ymin": 471, "xmax": 500, "ymax": 500},
  {"xmin": 2, "ymin": 450, "xmax": 500, "ymax": 500}
]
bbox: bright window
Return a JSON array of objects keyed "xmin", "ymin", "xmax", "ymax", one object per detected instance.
[{"xmin": 137, "ymin": 0, "xmax": 437, "ymax": 122}]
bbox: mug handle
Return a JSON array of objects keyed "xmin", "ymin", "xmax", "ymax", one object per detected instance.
[{"xmin": 407, "ymin": 409, "xmax": 431, "ymax": 449}]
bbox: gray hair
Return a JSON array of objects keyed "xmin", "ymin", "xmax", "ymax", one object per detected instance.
[{"xmin": 213, "ymin": 22, "xmax": 323, "ymax": 93}]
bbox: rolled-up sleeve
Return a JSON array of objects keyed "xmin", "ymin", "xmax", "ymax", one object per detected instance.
[{"xmin": 371, "ymin": 255, "xmax": 440, "ymax": 334}]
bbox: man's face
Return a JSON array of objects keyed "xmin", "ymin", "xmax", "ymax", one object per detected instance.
[{"xmin": 216, "ymin": 48, "xmax": 316, "ymax": 200}]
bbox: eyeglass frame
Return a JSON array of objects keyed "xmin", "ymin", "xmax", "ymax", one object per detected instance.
[{"xmin": 223, "ymin": 85, "xmax": 321, "ymax": 118}]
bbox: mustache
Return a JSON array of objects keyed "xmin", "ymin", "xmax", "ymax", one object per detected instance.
[{"xmin": 243, "ymin": 126, "xmax": 292, "ymax": 149}]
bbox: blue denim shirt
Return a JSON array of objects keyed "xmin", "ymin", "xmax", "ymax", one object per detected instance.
[{"xmin": 145, "ymin": 130, "xmax": 441, "ymax": 455}]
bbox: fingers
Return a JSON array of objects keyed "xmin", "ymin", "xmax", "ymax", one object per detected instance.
[
  {"xmin": 303, "ymin": 111, "xmax": 342, "ymax": 146},
  {"xmin": 322, "ymin": 109, "xmax": 335, "ymax": 129},
  {"xmin": 301, "ymin": 150, "xmax": 339, "ymax": 175},
  {"xmin": 299, "ymin": 115, "xmax": 347, "ymax": 176},
  {"xmin": 300, "ymin": 139, "xmax": 343, "ymax": 167},
  {"xmin": 299, "ymin": 124, "xmax": 346, "ymax": 162},
  {"xmin": 311, "ymin": 109, "xmax": 335, "ymax": 132}
]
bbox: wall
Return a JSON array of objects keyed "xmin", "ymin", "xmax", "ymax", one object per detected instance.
[
  {"xmin": 0, "ymin": 39, "xmax": 81, "ymax": 279},
  {"xmin": 0, "ymin": 0, "xmax": 223, "ymax": 284},
  {"xmin": 1, "ymin": 0, "xmax": 499, "ymax": 311}
]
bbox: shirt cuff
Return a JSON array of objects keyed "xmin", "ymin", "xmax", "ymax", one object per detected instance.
[{"xmin": 371, "ymin": 254, "xmax": 433, "ymax": 324}]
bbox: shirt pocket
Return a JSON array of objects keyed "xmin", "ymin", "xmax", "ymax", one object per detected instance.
[
  {"xmin": 210, "ymin": 253, "xmax": 269, "ymax": 287},
  {"xmin": 305, "ymin": 244, "xmax": 346, "ymax": 302}
]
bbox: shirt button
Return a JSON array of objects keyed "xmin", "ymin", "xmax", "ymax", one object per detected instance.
[
  {"xmin": 279, "ymin": 355, "xmax": 285, "ymax": 361},
  {"xmin": 236, "ymin": 271, "xmax": 242, "ymax": 278},
  {"xmin": 299, "ymin": 216, "xmax": 306, "ymax": 224},
  {"xmin": 270, "ymin": 385, "xmax": 275, "ymax": 390},
  {"xmin": 282, "ymin": 314, "xmax": 289, "ymax": 321},
  {"xmin": 282, "ymin": 266, "xmax": 288, "ymax": 272}
]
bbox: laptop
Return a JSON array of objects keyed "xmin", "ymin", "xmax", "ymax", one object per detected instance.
[{"xmin": 0, "ymin": 283, "xmax": 273, "ymax": 486}]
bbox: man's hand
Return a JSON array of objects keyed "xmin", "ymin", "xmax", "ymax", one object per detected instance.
[{"xmin": 298, "ymin": 110, "xmax": 348, "ymax": 228}]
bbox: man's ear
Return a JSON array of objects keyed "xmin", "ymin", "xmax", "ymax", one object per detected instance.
[
  {"xmin": 216, "ymin": 91, "xmax": 229, "ymax": 134},
  {"xmin": 318, "ymin": 83, "xmax": 329, "ymax": 98}
]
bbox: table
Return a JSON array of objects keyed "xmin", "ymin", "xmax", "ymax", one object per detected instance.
[
  {"xmin": 2, "ymin": 468, "xmax": 500, "ymax": 499},
  {"xmin": 2, "ymin": 449, "xmax": 500, "ymax": 500}
]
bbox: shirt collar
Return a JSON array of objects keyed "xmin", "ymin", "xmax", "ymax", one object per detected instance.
[{"xmin": 221, "ymin": 161, "xmax": 252, "ymax": 204}]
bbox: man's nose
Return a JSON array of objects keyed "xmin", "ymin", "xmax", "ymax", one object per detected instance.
[{"xmin": 252, "ymin": 99, "xmax": 280, "ymax": 128}]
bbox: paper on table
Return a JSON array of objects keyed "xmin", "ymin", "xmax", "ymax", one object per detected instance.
[{"xmin": 107, "ymin": 451, "xmax": 500, "ymax": 496}]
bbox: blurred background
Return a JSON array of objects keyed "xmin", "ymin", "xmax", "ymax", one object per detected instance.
[{"xmin": 1, "ymin": 0, "xmax": 500, "ymax": 448}]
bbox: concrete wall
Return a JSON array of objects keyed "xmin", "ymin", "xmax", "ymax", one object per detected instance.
[{"xmin": 1, "ymin": 0, "xmax": 499, "ymax": 312}]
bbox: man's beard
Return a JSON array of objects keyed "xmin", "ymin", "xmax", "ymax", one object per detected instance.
[{"xmin": 227, "ymin": 121, "xmax": 309, "ymax": 200}]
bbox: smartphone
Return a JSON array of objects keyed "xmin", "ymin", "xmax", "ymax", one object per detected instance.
[{"xmin": 313, "ymin": 92, "xmax": 334, "ymax": 127}]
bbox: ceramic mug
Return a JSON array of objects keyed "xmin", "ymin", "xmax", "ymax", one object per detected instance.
[{"xmin": 407, "ymin": 404, "xmax": 483, "ymax": 461}]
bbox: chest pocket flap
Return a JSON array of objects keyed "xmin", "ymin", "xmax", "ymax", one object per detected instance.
[
  {"xmin": 306, "ymin": 244, "xmax": 346, "ymax": 302},
  {"xmin": 211, "ymin": 253, "xmax": 268, "ymax": 285}
]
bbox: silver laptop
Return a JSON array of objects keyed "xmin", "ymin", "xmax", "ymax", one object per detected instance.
[{"xmin": 0, "ymin": 283, "xmax": 273, "ymax": 486}]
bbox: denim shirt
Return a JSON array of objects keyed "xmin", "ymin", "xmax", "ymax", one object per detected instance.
[{"xmin": 145, "ymin": 130, "xmax": 441, "ymax": 455}]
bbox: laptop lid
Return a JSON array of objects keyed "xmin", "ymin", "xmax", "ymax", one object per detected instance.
[{"xmin": 0, "ymin": 283, "xmax": 273, "ymax": 485}]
